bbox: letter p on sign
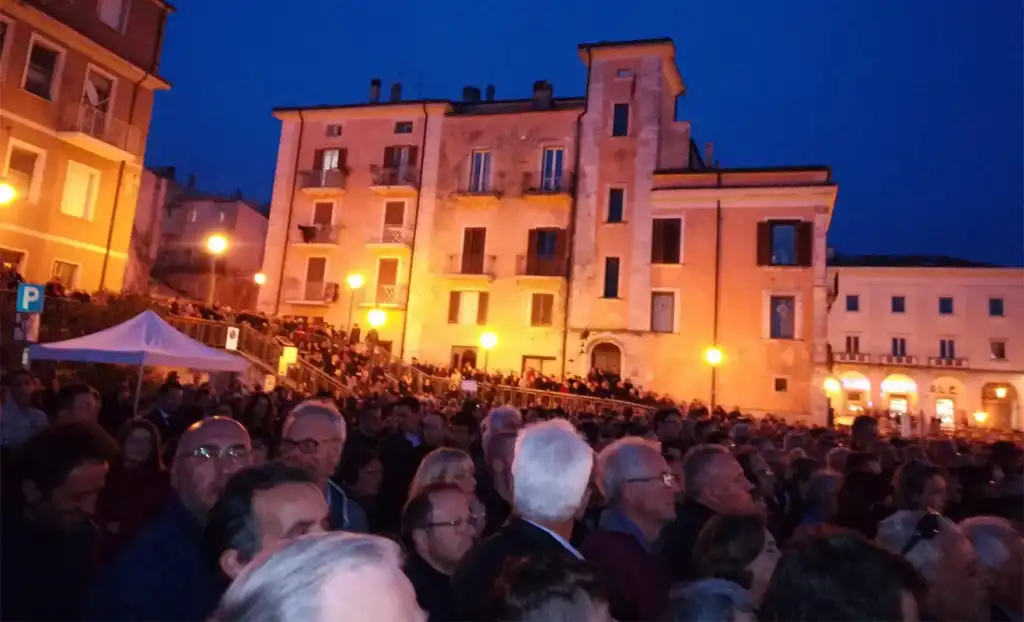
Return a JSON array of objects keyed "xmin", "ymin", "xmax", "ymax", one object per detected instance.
[{"xmin": 16, "ymin": 284, "xmax": 44, "ymax": 314}]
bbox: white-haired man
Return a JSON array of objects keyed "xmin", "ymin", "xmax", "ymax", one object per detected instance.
[
  {"xmin": 877, "ymin": 510, "xmax": 988, "ymax": 621},
  {"xmin": 480, "ymin": 405, "xmax": 523, "ymax": 450},
  {"xmin": 960, "ymin": 516, "xmax": 1023, "ymax": 621},
  {"xmin": 452, "ymin": 419, "xmax": 594, "ymax": 621},
  {"xmin": 213, "ymin": 533, "xmax": 425, "ymax": 622},
  {"xmin": 280, "ymin": 399, "xmax": 368, "ymax": 532}
]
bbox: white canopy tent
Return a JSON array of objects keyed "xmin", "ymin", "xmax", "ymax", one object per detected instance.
[{"xmin": 28, "ymin": 310, "xmax": 248, "ymax": 410}]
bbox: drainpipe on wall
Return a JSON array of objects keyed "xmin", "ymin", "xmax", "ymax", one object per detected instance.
[
  {"xmin": 710, "ymin": 171, "xmax": 723, "ymax": 410},
  {"xmin": 273, "ymin": 111, "xmax": 306, "ymax": 315},
  {"xmin": 559, "ymin": 49, "xmax": 592, "ymax": 379},
  {"xmin": 398, "ymin": 101, "xmax": 431, "ymax": 360},
  {"xmin": 98, "ymin": 6, "xmax": 169, "ymax": 292}
]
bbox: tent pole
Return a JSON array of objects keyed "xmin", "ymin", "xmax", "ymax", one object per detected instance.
[{"xmin": 133, "ymin": 364, "xmax": 144, "ymax": 416}]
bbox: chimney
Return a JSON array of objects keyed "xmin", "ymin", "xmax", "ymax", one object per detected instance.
[
  {"xmin": 485, "ymin": 84, "xmax": 495, "ymax": 101},
  {"xmin": 704, "ymin": 142, "xmax": 715, "ymax": 168},
  {"xmin": 531, "ymin": 80, "xmax": 553, "ymax": 109},
  {"xmin": 369, "ymin": 78, "xmax": 381, "ymax": 103},
  {"xmin": 187, "ymin": 173, "xmax": 196, "ymax": 189},
  {"xmin": 462, "ymin": 86, "xmax": 481, "ymax": 102},
  {"xmin": 390, "ymin": 82, "xmax": 402, "ymax": 102}
]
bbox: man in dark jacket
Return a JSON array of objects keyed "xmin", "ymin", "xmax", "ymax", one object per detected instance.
[
  {"xmin": 377, "ymin": 397, "xmax": 427, "ymax": 531},
  {"xmin": 85, "ymin": 418, "xmax": 251, "ymax": 621}
]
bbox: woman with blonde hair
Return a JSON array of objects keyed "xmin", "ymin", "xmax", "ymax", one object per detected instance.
[{"xmin": 408, "ymin": 447, "xmax": 485, "ymax": 534}]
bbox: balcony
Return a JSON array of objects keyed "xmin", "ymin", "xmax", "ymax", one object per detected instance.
[
  {"xmin": 878, "ymin": 354, "xmax": 919, "ymax": 366},
  {"xmin": 299, "ymin": 169, "xmax": 347, "ymax": 198},
  {"xmin": 294, "ymin": 223, "xmax": 342, "ymax": 245},
  {"xmin": 56, "ymin": 104, "xmax": 140, "ymax": 161},
  {"xmin": 283, "ymin": 281, "xmax": 339, "ymax": 305},
  {"xmin": 928, "ymin": 356, "xmax": 968, "ymax": 369},
  {"xmin": 358, "ymin": 284, "xmax": 409, "ymax": 309},
  {"xmin": 521, "ymin": 171, "xmax": 574, "ymax": 206},
  {"xmin": 366, "ymin": 225, "xmax": 413, "ymax": 248},
  {"xmin": 370, "ymin": 165, "xmax": 419, "ymax": 196},
  {"xmin": 833, "ymin": 352, "xmax": 872, "ymax": 364},
  {"xmin": 444, "ymin": 254, "xmax": 497, "ymax": 281},
  {"xmin": 515, "ymin": 254, "xmax": 567, "ymax": 279},
  {"xmin": 452, "ymin": 182, "xmax": 503, "ymax": 207}
]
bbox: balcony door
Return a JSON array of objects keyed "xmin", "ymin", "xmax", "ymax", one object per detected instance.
[
  {"xmin": 383, "ymin": 201, "xmax": 405, "ymax": 242},
  {"xmin": 376, "ymin": 258, "xmax": 399, "ymax": 303},
  {"xmin": 526, "ymin": 228, "xmax": 565, "ymax": 276},
  {"xmin": 540, "ymin": 147, "xmax": 564, "ymax": 190},
  {"xmin": 461, "ymin": 227, "xmax": 486, "ymax": 274},
  {"xmin": 312, "ymin": 202, "xmax": 333, "ymax": 226},
  {"xmin": 304, "ymin": 257, "xmax": 326, "ymax": 300},
  {"xmin": 313, "ymin": 148, "xmax": 346, "ymax": 171}
]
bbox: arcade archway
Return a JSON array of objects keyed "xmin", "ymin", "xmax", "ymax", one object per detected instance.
[
  {"xmin": 590, "ymin": 342, "xmax": 622, "ymax": 376},
  {"xmin": 980, "ymin": 382, "xmax": 1018, "ymax": 430}
]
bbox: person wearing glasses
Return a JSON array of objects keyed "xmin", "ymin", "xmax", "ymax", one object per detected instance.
[
  {"xmin": 86, "ymin": 417, "xmax": 252, "ymax": 621},
  {"xmin": 401, "ymin": 482, "xmax": 477, "ymax": 621},
  {"xmin": 582, "ymin": 437, "xmax": 677, "ymax": 621},
  {"xmin": 279, "ymin": 399, "xmax": 368, "ymax": 533}
]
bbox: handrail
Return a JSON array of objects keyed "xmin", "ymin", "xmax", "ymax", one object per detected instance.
[{"xmin": 477, "ymin": 382, "xmax": 657, "ymax": 415}]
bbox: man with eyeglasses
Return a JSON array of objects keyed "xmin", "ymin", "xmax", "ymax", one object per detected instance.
[
  {"xmin": 401, "ymin": 482, "xmax": 477, "ymax": 621},
  {"xmin": 582, "ymin": 437, "xmax": 676, "ymax": 622},
  {"xmin": 86, "ymin": 417, "xmax": 252, "ymax": 621},
  {"xmin": 280, "ymin": 399, "xmax": 368, "ymax": 533}
]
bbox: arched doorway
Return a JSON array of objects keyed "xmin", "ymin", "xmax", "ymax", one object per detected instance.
[
  {"xmin": 450, "ymin": 347, "xmax": 477, "ymax": 371},
  {"xmin": 839, "ymin": 371, "xmax": 872, "ymax": 417},
  {"xmin": 881, "ymin": 374, "xmax": 918, "ymax": 417},
  {"xmin": 928, "ymin": 376, "xmax": 966, "ymax": 430},
  {"xmin": 590, "ymin": 342, "xmax": 622, "ymax": 376},
  {"xmin": 980, "ymin": 382, "xmax": 1018, "ymax": 430}
]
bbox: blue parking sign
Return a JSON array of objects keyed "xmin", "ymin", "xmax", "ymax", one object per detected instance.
[{"xmin": 16, "ymin": 283, "xmax": 45, "ymax": 313}]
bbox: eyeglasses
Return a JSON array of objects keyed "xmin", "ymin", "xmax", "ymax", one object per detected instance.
[
  {"xmin": 280, "ymin": 437, "xmax": 341, "ymax": 455},
  {"xmin": 625, "ymin": 472, "xmax": 678, "ymax": 488},
  {"xmin": 186, "ymin": 445, "xmax": 250, "ymax": 462},
  {"xmin": 419, "ymin": 513, "xmax": 480, "ymax": 530},
  {"xmin": 900, "ymin": 510, "xmax": 941, "ymax": 556}
]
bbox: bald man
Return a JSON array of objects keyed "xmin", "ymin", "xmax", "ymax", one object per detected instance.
[{"xmin": 86, "ymin": 418, "xmax": 252, "ymax": 621}]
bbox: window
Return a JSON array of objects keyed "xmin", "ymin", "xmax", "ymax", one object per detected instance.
[
  {"xmin": 218, "ymin": 210, "xmax": 225, "ymax": 223},
  {"xmin": 540, "ymin": 147, "xmax": 564, "ymax": 190},
  {"xmin": 383, "ymin": 145, "xmax": 417, "ymax": 169},
  {"xmin": 536, "ymin": 230, "xmax": 557, "ymax": 259},
  {"xmin": 24, "ymin": 39, "xmax": 60, "ymax": 100},
  {"xmin": 612, "ymin": 103, "xmax": 629, "ymax": 136},
  {"xmin": 989, "ymin": 297, "xmax": 1004, "ymax": 317},
  {"xmin": 616, "ymin": 69, "xmax": 634, "ymax": 78},
  {"xmin": 469, "ymin": 150, "xmax": 491, "ymax": 193},
  {"xmin": 651, "ymin": 218, "xmax": 682, "ymax": 264},
  {"xmin": 6, "ymin": 145, "xmax": 41, "ymax": 202},
  {"xmin": 756, "ymin": 221, "xmax": 812, "ymax": 267},
  {"xmin": 325, "ymin": 124, "xmax": 342, "ymax": 137},
  {"xmin": 990, "ymin": 340, "xmax": 1007, "ymax": 361},
  {"xmin": 98, "ymin": 0, "xmax": 129, "ymax": 31},
  {"xmin": 315, "ymin": 148, "xmax": 343, "ymax": 170},
  {"xmin": 603, "ymin": 257, "xmax": 620, "ymax": 298},
  {"xmin": 189, "ymin": 208, "xmax": 197, "ymax": 223},
  {"xmin": 845, "ymin": 335, "xmax": 860, "ymax": 354},
  {"xmin": 312, "ymin": 202, "xmax": 334, "ymax": 226},
  {"xmin": 650, "ymin": 291, "xmax": 675, "ymax": 333},
  {"xmin": 938, "ymin": 297, "xmax": 954, "ymax": 315},
  {"xmin": 60, "ymin": 161, "xmax": 100, "ymax": 220},
  {"xmin": 530, "ymin": 293, "xmax": 554, "ymax": 327},
  {"xmin": 0, "ymin": 20, "xmax": 10, "ymax": 75},
  {"xmin": 891, "ymin": 296, "xmax": 906, "ymax": 313},
  {"xmin": 0, "ymin": 248, "xmax": 25, "ymax": 272},
  {"xmin": 774, "ymin": 378, "xmax": 788, "ymax": 393},
  {"xmin": 845, "ymin": 295, "xmax": 859, "ymax": 312},
  {"xmin": 51, "ymin": 260, "xmax": 78, "ymax": 288},
  {"xmin": 607, "ymin": 187, "xmax": 624, "ymax": 223},
  {"xmin": 769, "ymin": 295, "xmax": 796, "ymax": 339},
  {"xmin": 394, "ymin": 121, "xmax": 413, "ymax": 134},
  {"xmin": 891, "ymin": 337, "xmax": 907, "ymax": 357},
  {"xmin": 939, "ymin": 339, "xmax": 956, "ymax": 359},
  {"xmin": 447, "ymin": 291, "xmax": 489, "ymax": 325}
]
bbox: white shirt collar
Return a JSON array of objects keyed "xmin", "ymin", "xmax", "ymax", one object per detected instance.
[{"xmin": 523, "ymin": 519, "xmax": 584, "ymax": 560}]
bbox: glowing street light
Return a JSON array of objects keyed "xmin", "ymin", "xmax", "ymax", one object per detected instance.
[
  {"xmin": 479, "ymin": 331, "xmax": 498, "ymax": 371},
  {"xmin": 994, "ymin": 386, "xmax": 1008, "ymax": 399},
  {"xmin": 0, "ymin": 180, "xmax": 17, "ymax": 206},
  {"xmin": 204, "ymin": 234, "xmax": 230, "ymax": 305},
  {"xmin": 703, "ymin": 346, "xmax": 723, "ymax": 367},
  {"xmin": 346, "ymin": 273, "xmax": 366, "ymax": 331},
  {"xmin": 253, "ymin": 272, "xmax": 267, "ymax": 286},
  {"xmin": 367, "ymin": 308, "xmax": 386, "ymax": 328},
  {"xmin": 973, "ymin": 411, "xmax": 988, "ymax": 424},
  {"xmin": 206, "ymin": 234, "xmax": 229, "ymax": 255},
  {"xmin": 823, "ymin": 377, "xmax": 841, "ymax": 394}
]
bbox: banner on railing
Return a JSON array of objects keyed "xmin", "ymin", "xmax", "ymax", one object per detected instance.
[{"xmin": 225, "ymin": 326, "xmax": 239, "ymax": 351}]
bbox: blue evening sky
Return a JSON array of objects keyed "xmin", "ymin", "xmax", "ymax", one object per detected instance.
[{"xmin": 145, "ymin": 0, "xmax": 1023, "ymax": 266}]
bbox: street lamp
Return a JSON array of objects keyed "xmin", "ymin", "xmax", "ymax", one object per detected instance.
[
  {"xmin": 0, "ymin": 180, "xmax": 17, "ymax": 206},
  {"xmin": 479, "ymin": 331, "xmax": 498, "ymax": 372},
  {"xmin": 823, "ymin": 377, "xmax": 841, "ymax": 394},
  {"xmin": 205, "ymin": 234, "xmax": 229, "ymax": 306},
  {"xmin": 253, "ymin": 272, "xmax": 267, "ymax": 286},
  {"xmin": 346, "ymin": 273, "xmax": 365, "ymax": 332},
  {"xmin": 973, "ymin": 411, "xmax": 988, "ymax": 424},
  {"xmin": 367, "ymin": 308, "xmax": 386, "ymax": 328},
  {"xmin": 703, "ymin": 346, "xmax": 723, "ymax": 411},
  {"xmin": 994, "ymin": 386, "xmax": 1008, "ymax": 399}
]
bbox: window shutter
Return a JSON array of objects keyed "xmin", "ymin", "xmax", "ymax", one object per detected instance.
[
  {"xmin": 337, "ymin": 149, "xmax": 348, "ymax": 171},
  {"xmin": 795, "ymin": 221, "xmax": 814, "ymax": 266},
  {"xmin": 312, "ymin": 149, "xmax": 324, "ymax": 170},
  {"xmin": 407, "ymin": 145, "xmax": 419, "ymax": 165},
  {"xmin": 665, "ymin": 219, "xmax": 681, "ymax": 263},
  {"xmin": 526, "ymin": 229, "xmax": 539, "ymax": 274},
  {"xmin": 756, "ymin": 222, "xmax": 772, "ymax": 266},
  {"xmin": 651, "ymin": 220, "xmax": 665, "ymax": 263},
  {"xmin": 554, "ymin": 229, "xmax": 568, "ymax": 274},
  {"xmin": 447, "ymin": 292, "xmax": 460, "ymax": 323},
  {"xmin": 542, "ymin": 295, "xmax": 554, "ymax": 325},
  {"xmin": 383, "ymin": 146, "xmax": 395, "ymax": 167},
  {"xmin": 477, "ymin": 292, "xmax": 489, "ymax": 324},
  {"xmin": 530, "ymin": 294, "xmax": 541, "ymax": 325}
]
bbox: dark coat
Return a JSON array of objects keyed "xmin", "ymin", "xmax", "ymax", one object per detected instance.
[
  {"xmin": 659, "ymin": 498, "xmax": 717, "ymax": 582},
  {"xmin": 327, "ymin": 480, "xmax": 369, "ymax": 533},
  {"xmin": 84, "ymin": 498, "xmax": 220, "ymax": 621},
  {"xmin": 451, "ymin": 518, "xmax": 582, "ymax": 621},
  {"xmin": 404, "ymin": 552, "xmax": 456, "ymax": 621},
  {"xmin": 582, "ymin": 525, "xmax": 671, "ymax": 621}
]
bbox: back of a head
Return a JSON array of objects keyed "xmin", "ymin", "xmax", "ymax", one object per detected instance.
[
  {"xmin": 512, "ymin": 419, "xmax": 593, "ymax": 522},
  {"xmin": 876, "ymin": 509, "xmax": 961, "ymax": 582},
  {"xmin": 759, "ymin": 526, "xmax": 924, "ymax": 622},
  {"xmin": 596, "ymin": 437, "xmax": 661, "ymax": 504},
  {"xmin": 671, "ymin": 579, "xmax": 754, "ymax": 622},
  {"xmin": 495, "ymin": 554, "xmax": 608, "ymax": 622},
  {"xmin": 682, "ymin": 444, "xmax": 730, "ymax": 497},
  {"xmin": 483, "ymin": 406, "xmax": 523, "ymax": 452}
]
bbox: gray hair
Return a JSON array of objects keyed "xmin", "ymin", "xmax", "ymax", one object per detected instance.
[
  {"xmin": 213, "ymin": 533, "xmax": 403, "ymax": 622},
  {"xmin": 682, "ymin": 444, "xmax": 731, "ymax": 496},
  {"xmin": 482, "ymin": 405, "xmax": 522, "ymax": 457},
  {"xmin": 960, "ymin": 516, "xmax": 1020, "ymax": 570},
  {"xmin": 408, "ymin": 447, "xmax": 473, "ymax": 499},
  {"xmin": 512, "ymin": 419, "xmax": 593, "ymax": 522},
  {"xmin": 671, "ymin": 578, "xmax": 755, "ymax": 622},
  {"xmin": 596, "ymin": 437, "xmax": 663, "ymax": 504},
  {"xmin": 285, "ymin": 398, "xmax": 347, "ymax": 444},
  {"xmin": 876, "ymin": 509, "xmax": 963, "ymax": 582}
]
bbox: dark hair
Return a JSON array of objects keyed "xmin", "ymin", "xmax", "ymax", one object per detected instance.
[
  {"xmin": 734, "ymin": 446, "xmax": 764, "ymax": 489},
  {"xmin": 55, "ymin": 383, "xmax": 94, "ymax": 414},
  {"xmin": 450, "ymin": 411, "xmax": 478, "ymax": 434},
  {"xmin": 653, "ymin": 407, "xmax": 681, "ymax": 429},
  {"xmin": 205, "ymin": 462, "xmax": 319, "ymax": 570},
  {"xmin": 834, "ymin": 470, "xmax": 892, "ymax": 539},
  {"xmin": 116, "ymin": 418, "xmax": 164, "ymax": 470},
  {"xmin": 159, "ymin": 381, "xmax": 183, "ymax": 395},
  {"xmin": 335, "ymin": 447, "xmax": 379, "ymax": 487},
  {"xmin": 400, "ymin": 481, "xmax": 462, "ymax": 550},
  {"xmin": 692, "ymin": 513, "xmax": 767, "ymax": 588},
  {"xmin": 397, "ymin": 396, "xmax": 421, "ymax": 414},
  {"xmin": 494, "ymin": 554, "xmax": 607, "ymax": 622},
  {"xmin": 759, "ymin": 526, "xmax": 925, "ymax": 622},
  {"xmin": 16, "ymin": 422, "xmax": 118, "ymax": 498},
  {"xmin": 892, "ymin": 460, "xmax": 943, "ymax": 510},
  {"xmin": 851, "ymin": 415, "xmax": 877, "ymax": 435},
  {"xmin": 843, "ymin": 451, "xmax": 879, "ymax": 475},
  {"xmin": 4, "ymin": 368, "xmax": 32, "ymax": 386}
]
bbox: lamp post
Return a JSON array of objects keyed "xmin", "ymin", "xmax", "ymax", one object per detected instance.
[
  {"xmin": 0, "ymin": 180, "xmax": 17, "ymax": 206},
  {"xmin": 479, "ymin": 331, "xmax": 498, "ymax": 372},
  {"xmin": 346, "ymin": 273, "xmax": 365, "ymax": 332},
  {"xmin": 253, "ymin": 272, "xmax": 267, "ymax": 286},
  {"xmin": 704, "ymin": 346, "xmax": 723, "ymax": 411},
  {"xmin": 205, "ymin": 234, "xmax": 228, "ymax": 306}
]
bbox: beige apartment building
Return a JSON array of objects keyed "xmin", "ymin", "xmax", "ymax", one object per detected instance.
[
  {"xmin": 259, "ymin": 38, "xmax": 838, "ymax": 421},
  {"xmin": 0, "ymin": 0, "xmax": 171, "ymax": 292}
]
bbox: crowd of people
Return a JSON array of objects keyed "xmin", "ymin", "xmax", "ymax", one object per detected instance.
[{"xmin": 1, "ymin": 360, "xmax": 1022, "ymax": 622}]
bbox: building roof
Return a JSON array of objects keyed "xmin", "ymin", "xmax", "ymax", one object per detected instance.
[{"xmin": 829, "ymin": 254, "xmax": 999, "ymax": 268}]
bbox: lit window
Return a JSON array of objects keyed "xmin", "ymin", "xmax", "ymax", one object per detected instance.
[
  {"xmin": 60, "ymin": 161, "xmax": 100, "ymax": 220},
  {"xmin": 529, "ymin": 293, "xmax": 554, "ymax": 327},
  {"xmin": 51, "ymin": 260, "xmax": 78, "ymax": 288},
  {"xmin": 769, "ymin": 295, "xmax": 796, "ymax": 339},
  {"xmin": 24, "ymin": 40, "xmax": 60, "ymax": 100}
]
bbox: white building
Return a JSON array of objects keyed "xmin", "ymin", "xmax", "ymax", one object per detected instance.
[{"xmin": 827, "ymin": 256, "xmax": 1024, "ymax": 430}]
